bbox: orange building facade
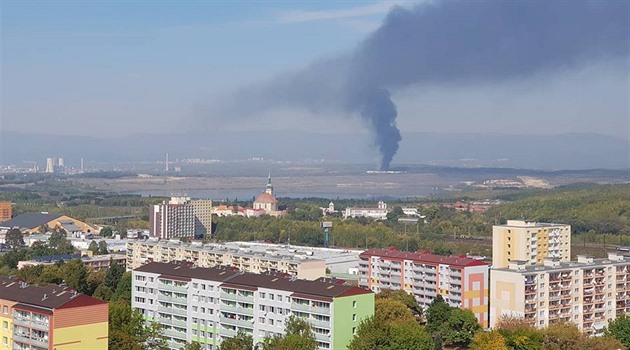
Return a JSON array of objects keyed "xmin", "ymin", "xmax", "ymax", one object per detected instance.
[
  {"xmin": 0, "ymin": 202, "xmax": 12, "ymax": 223},
  {"xmin": 0, "ymin": 276, "xmax": 108, "ymax": 350}
]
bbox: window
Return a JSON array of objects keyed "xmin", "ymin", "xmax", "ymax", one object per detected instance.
[
  {"xmin": 259, "ymin": 317, "xmax": 265, "ymax": 324},
  {"xmin": 352, "ymin": 327, "xmax": 356, "ymax": 335},
  {"xmin": 193, "ymin": 283, "xmax": 199, "ymax": 288},
  {"xmin": 2, "ymin": 321, "xmax": 6, "ymax": 330},
  {"xmin": 2, "ymin": 306, "xmax": 7, "ymax": 314},
  {"xmin": 270, "ymin": 294, "xmax": 275, "ymax": 301},
  {"xmin": 278, "ymin": 295, "xmax": 283, "ymax": 302},
  {"xmin": 353, "ymin": 314, "xmax": 357, "ymax": 321},
  {"xmin": 269, "ymin": 319, "xmax": 274, "ymax": 326},
  {"xmin": 201, "ymin": 284, "xmax": 206, "ymax": 290},
  {"xmin": 149, "ymin": 277, "xmax": 154, "ymax": 282},
  {"xmin": 260, "ymin": 292, "xmax": 266, "ymax": 299},
  {"xmin": 353, "ymin": 301, "xmax": 357, "ymax": 308},
  {"xmin": 2, "ymin": 337, "xmax": 6, "ymax": 346}
]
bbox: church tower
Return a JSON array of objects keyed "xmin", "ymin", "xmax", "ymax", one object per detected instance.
[{"xmin": 265, "ymin": 172, "xmax": 273, "ymax": 195}]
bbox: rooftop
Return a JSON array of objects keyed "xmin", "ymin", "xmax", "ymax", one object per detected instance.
[
  {"xmin": 0, "ymin": 276, "xmax": 106, "ymax": 310},
  {"xmin": 136, "ymin": 262, "xmax": 371, "ymax": 300},
  {"xmin": 494, "ymin": 220, "xmax": 569, "ymax": 228},
  {"xmin": 130, "ymin": 240, "xmax": 361, "ymax": 266},
  {"xmin": 0, "ymin": 212, "xmax": 62, "ymax": 228},
  {"xmin": 495, "ymin": 253, "xmax": 630, "ymax": 274},
  {"xmin": 360, "ymin": 247, "xmax": 487, "ymax": 268}
]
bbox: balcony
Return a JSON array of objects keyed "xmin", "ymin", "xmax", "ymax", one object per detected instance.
[
  {"xmin": 157, "ymin": 306, "xmax": 188, "ymax": 316},
  {"xmin": 163, "ymin": 328, "xmax": 187, "ymax": 340},
  {"xmin": 220, "ymin": 304, "xmax": 254, "ymax": 316},
  {"xmin": 220, "ymin": 316, "xmax": 253, "ymax": 328},
  {"xmin": 158, "ymin": 293, "xmax": 188, "ymax": 304},
  {"xmin": 308, "ymin": 318, "xmax": 331, "ymax": 329},
  {"xmin": 220, "ymin": 292, "xmax": 254, "ymax": 303},
  {"xmin": 12, "ymin": 317, "xmax": 30, "ymax": 327},
  {"xmin": 314, "ymin": 332, "xmax": 331, "ymax": 343},
  {"xmin": 30, "ymin": 320, "xmax": 49, "ymax": 331},
  {"xmin": 159, "ymin": 283, "xmax": 188, "ymax": 293},
  {"xmin": 219, "ymin": 327, "xmax": 237, "ymax": 337}
]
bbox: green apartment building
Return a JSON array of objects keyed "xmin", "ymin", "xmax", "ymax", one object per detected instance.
[{"xmin": 132, "ymin": 262, "xmax": 374, "ymax": 350}]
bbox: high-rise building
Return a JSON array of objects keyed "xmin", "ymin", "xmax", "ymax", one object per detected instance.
[
  {"xmin": 490, "ymin": 253, "xmax": 630, "ymax": 335},
  {"xmin": 358, "ymin": 247, "xmax": 489, "ymax": 327},
  {"xmin": 191, "ymin": 199, "xmax": 213, "ymax": 238},
  {"xmin": 150, "ymin": 197, "xmax": 194, "ymax": 239},
  {"xmin": 0, "ymin": 276, "xmax": 109, "ymax": 350},
  {"xmin": 0, "ymin": 202, "xmax": 12, "ymax": 222},
  {"xmin": 132, "ymin": 262, "xmax": 374, "ymax": 350},
  {"xmin": 492, "ymin": 220, "xmax": 571, "ymax": 268}
]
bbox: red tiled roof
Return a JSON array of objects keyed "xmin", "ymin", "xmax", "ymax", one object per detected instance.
[
  {"xmin": 359, "ymin": 247, "xmax": 487, "ymax": 268},
  {"xmin": 255, "ymin": 193, "xmax": 277, "ymax": 204}
]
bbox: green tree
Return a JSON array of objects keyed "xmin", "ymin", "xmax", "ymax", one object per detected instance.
[
  {"xmin": 62, "ymin": 259, "xmax": 88, "ymax": 293},
  {"xmin": 426, "ymin": 295, "xmax": 452, "ymax": 335},
  {"xmin": 108, "ymin": 301, "xmax": 145, "ymax": 350},
  {"xmin": 180, "ymin": 342, "xmax": 203, "ymax": 350},
  {"xmin": 349, "ymin": 299, "xmax": 433, "ymax": 350},
  {"xmin": 100, "ymin": 227, "xmax": 114, "ymax": 237},
  {"xmin": 105, "ymin": 259, "xmax": 124, "ymax": 289},
  {"xmin": 443, "ymin": 308, "xmax": 482, "ymax": 347},
  {"xmin": 86, "ymin": 269, "xmax": 106, "ymax": 295},
  {"xmin": 16, "ymin": 265, "xmax": 44, "ymax": 284},
  {"xmin": 111, "ymin": 271, "xmax": 132, "ymax": 303},
  {"xmin": 144, "ymin": 322, "xmax": 169, "ymax": 350},
  {"xmin": 88, "ymin": 240, "xmax": 99, "ymax": 255},
  {"xmin": 92, "ymin": 284, "xmax": 113, "ymax": 301},
  {"xmin": 541, "ymin": 322, "xmax": 585, "ymax": 350},
  {"xmin": 469, "ymin": 330, "xmax": 508, "ymax": 350},
  {"xmin": 5, "ymin": 228, "xmax": 24, "ymax": 249},
  {"xmin": 48, "ymin": 228, "xmax": 75, "ymax": 254},
  {"xmin": 389, "ymin": 321, "xmax": 434, "ymax": 350},
  {"xmin": 98, "ymin": 240, "xmax": 109, "ymax": 255},
  {"xmin": 260, "ymin": 316, "xmax": 317, "ymax": 350},
  {"xmin": 40, "ymin": 264, "xmax": 64, "ymax": 284},
  {"xmin": 606, "ymin": 315, "xmax": 630, "ymax": 348},
  {"xmin": 376, "ymin": 289, "xmax": 423, "ymax": 319},
  {"xmin": 496, "ymin": 317, "xmax": 544, "ymax": 350},
  {"xmin": 219, "ymin": 330, "xmax": 253, "ymax": 350}
]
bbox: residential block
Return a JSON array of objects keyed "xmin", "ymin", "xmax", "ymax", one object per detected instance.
[
  {"xmin": 132, "ymin": 262, "xmax": 374, "ymax": 350},
  {"xmin": 358, "ymin": 247, "xmax": 489, "ymax": 327},
  {"xmin": 0, "ymin": 276, "xmax": 108, "ymax": 350}
]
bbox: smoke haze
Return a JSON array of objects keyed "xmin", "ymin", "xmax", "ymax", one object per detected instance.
[{"xmin": 208, "ymin": 1, "xmax": 629, "ymax": 170}]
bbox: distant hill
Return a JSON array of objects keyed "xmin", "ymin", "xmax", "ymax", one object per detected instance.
[{"xmin": 1, "ymin": 130, "xmax": 627, "ymax": 170}]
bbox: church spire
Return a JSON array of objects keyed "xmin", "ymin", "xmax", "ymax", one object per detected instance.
[{"xmin": 265, "ymin": 171, "xmax": 273, "ymax": 195}]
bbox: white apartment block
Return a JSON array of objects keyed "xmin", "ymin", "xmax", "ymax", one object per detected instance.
[
  {"xmin": 149, "ymin": 197, "xmax": 212, "ymax": 239},
  {"xmin": 493, "ymin": 220, "xmax": 571, "ymax": 268},
  {"xmin": 132, "ymin": 262, "xmax": 374, "ymax": 350},
  {"xmin": 343, "ymin": 201, "xmax": 389, "ymax": 220},
  {"xmin": 490, "ymin": 253, "xmax": 630, "ymax": 335},
  {"xmin": 126, "ymin": 240, "xmax": 326, "ymax": 280}
]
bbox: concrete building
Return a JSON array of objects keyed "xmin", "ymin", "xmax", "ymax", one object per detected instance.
[
  {"xmin": 0, "ymin": 276, "xmax": 108, "ymax": 350},
  {"xmin": 358, "ymin": 247, "xmax": 489, "ymax": 327},
  {"xmin": 343, "ymin": 201, "xmax": 389, "ymax": 220},
  {"xmin": 0, "ymin": 202, "xmax": 12, "ymax": 222},
  {"xmin": 192, "ymin": 199, "xmax": 213, "ymax": 238},
  {"xmin": 17, "ymin": 253, "xmax": 126, "ymax": 271},
  {"xmin": 127, "ymin": 240, "xmax": 328, "ymax": 280},
  {"xmin": 150, "ymin": 197, "xmax": 212, "ymax": 239},
  {"xmin": 492, "ymin": 220, "xmax": 571, "ymax": 268},
  {"xmin": 132, "ymin": 262, "xmax": 374, "ymax": 350},
  {"xmin": 490, "ymin": 253, "xmax": 630, "ymax": 335}
]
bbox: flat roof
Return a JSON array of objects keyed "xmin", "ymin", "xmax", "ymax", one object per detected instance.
[
  {"xmin": 136, "ymin": 262, "xmax": 371, "ymax": 300},
  {"xmin": 360, "ymin": 247, "xmax": 487, "ymax": 268},
  {"xmin": 494, "ymin": 256, "xmax": 630, "ymax": 274}
]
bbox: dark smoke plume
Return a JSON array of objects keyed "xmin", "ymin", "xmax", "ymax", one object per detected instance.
[{"xmin": 208, "ymin": 1, "xmax": 629, "ymax": 170}]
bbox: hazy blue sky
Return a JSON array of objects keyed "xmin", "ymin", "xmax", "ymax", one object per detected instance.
[{"xmin": 1, "ymin": 1, "xmax": 628, "ymax": 140}]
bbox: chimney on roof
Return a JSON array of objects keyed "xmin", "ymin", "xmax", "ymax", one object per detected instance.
[{"xmin": 42, "ymin": 294, "xmax": 47, "ymax": 301}]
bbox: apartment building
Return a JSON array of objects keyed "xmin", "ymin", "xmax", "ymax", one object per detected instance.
[
  {"xmin": 490, "ymin": 253, "xmax": 630, "ymax": 335},
  {"xmin": 127, "ymin": 240, "xmax": 326, "ymax": 280},
  {"xmin": 132, "ymin": 262, "xmax": 374, "ymax": 350},
  {"xmin": 0, "ymin": 202, "xmax": 12, "ymax": 222},
  {"xmin": 492, "ymin": 220, "xmax": 571, "ymax": 268},
  {"xmin": 17, "ymin": 253, "xmax": 126, "ymax": 271},
  {"xmin": 358, "ymin": 248, "xmax": 489, "ymax": 327},
  {"xmin": 0, "ymin": 276, "xmax": 108, "ymax": 350},
  {"xmin": 150, "ymin": 197, "xmax": 212, "ymax": 239}
]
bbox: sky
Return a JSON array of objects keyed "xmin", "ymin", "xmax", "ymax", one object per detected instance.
[{"xmin": 1, "ymin": 0, "xmax": 628, "ymax": 140}]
